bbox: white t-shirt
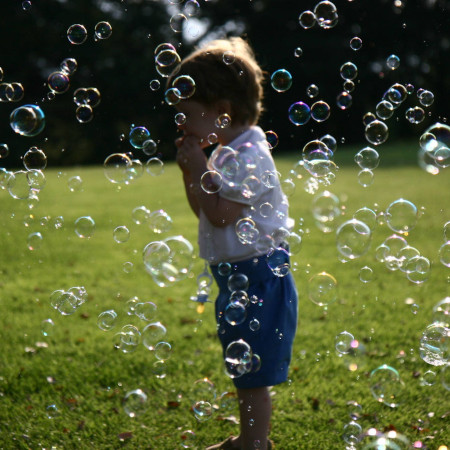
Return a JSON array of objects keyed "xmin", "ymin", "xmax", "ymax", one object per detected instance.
[{"xmin": 198, "ymin": 126, "xmax": 290, "ymax": 264}]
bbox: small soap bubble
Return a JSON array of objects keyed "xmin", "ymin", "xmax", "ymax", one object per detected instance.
[
  {"xmin": 336, "ymin": 219, "xmax": 372, "ymax": 259},
  {"xmin": 354, "ymin": 206, "xmax": 377, "ymax": 231},
  {"xmin": 23, "ymin": 147, "xmax": 47, "ymax": 171},
  {"xmin": 335, "ymin": 331, "xmax": 354, "ymax": 354},
  {"xmin": 357, "ymin": 168, "xmax": 374, "ymax": 187},
  {"xmin": 129, "ymin": 126, "xmax": 150, "ymax": 149},
  {"xmin": 155, "ymin": 341, "xmax": 172, "ymax": 360},
  {"xmin": 123, "ymin": 389, "xmax": 147, "ymax": 417},
  {"xmin": 308, "ymin": 272, "xmax": 337, "ymax": 306},
  {"xmin": 143, "ymin": 322, "xmax": 167, "ymax": 350},
  {"xmin": 215, "ymin": 113, "xmax": 232, "ymax": 129},
  {"xmin": 113, "ymin": 225, "xmax": 130, "ymax": 243},
  {"xmin": 311, "ymin": 101, "xmax": 331, "ymax": 122},
  {"xmin": 222, "ymin": 50, "xmax": 235, "ymax": 65},
  {"xmin": 288, "ymin": 102, "xmax": 311, "ymax": 126},
  {"xmin": 0, "ymin": 143, "xmax": 10, "ymax": 159},
  {"xmin": 75, "ymin": 104, "xmax": 94, "ymax": 123},
  {"xmin": 365, "ymin": 120, "xmax": 389, "ymax": 145},
  {"xmin": 60, "ymin": 58, "xmax": 77, "ymax": 75},
  {"xmin": 149, "ymin": 79, "xmax": 161, "ymax": 91},
  {"xmin": 47, "ymin": 71, "xmax": 70, "ymax": 94},
  {"xmin": 169, "ymin": 13, "xmax": 187, "ymax": 33},
  {"xmin": 97, "ymin": 310, "xmax": 118, "ymax": 331},
  {"xmin": 173, "ymin": 75, "xmax": 196, "ymax": 99},
  {"xmin": 267, "ymin": 247, "xmax": 290, "ymax": 277},
  {"xmin": 359, "ymin": 266, "xmax": 373, "ymax": 283},
  {"xmin": 225, "ymin": 302, "xmax": 247, "ymax": 326},
  {"xmin": 340, "ymin": 62, "xmax": 358, "ymax": 81},
  {"xmin": 362, "ymin": 112, "xmax": 376, "ymax": 126},
  {"xmin": 67, "ymin": 24, "xmax": 88, "ymax": 45},
  {"xmin": 147, "ymin": 209, "xmax": 172, "ymax": 233},
  {"xmin": 200, "ymin": 170, "xmax": 223, "ymax": 194},
  {"xmin": 270, "ymin": 69, "xmax": 293, "ymax": 93},
  {"xmin": 343, "ymin": 421, "xmax": 362, "ymax": 445},
  {"xmin": 46, "ymin": 404, "xmax": 60, "ymax": 419},
  {"xmin": 419, "ymin": 323, "xmax": 449, "ymax": 366},
  {"xmin": 386, "ymin": 54, "xmax": 400, "ymax": 70},
  {"xmin": 370, "ymin": 364, "xmax": 404, "ymax": 407},
  {"xmin": 350, "ymin": 37, "xmax": 362, "ymax": 51},
  {"xmin": 180, "ymin": 429, "xmax": 197, "ymax": 448},
  {"xmin": 41, "ymin": 318, "xmax": 55, "ymax": 337},
  {"xmin": 175, "ymin": 112, "xmax": 186, "ymax": 126},
  {"xmin": 184, "ymin": 0, "xmax": 200, "ymax": 17},
  {"xmin": 227, "ymin": 273, "xmax": 249, "ymax": 292},
  {"xmin": 135, "ymin": 302, "xmax": 157, "ymax": 321},
  {"xmin": 265, "ymin": 131, "xmax": 279, "ymax": 150},
  {"xmin": 74, "ymin": 216, "xmax": 95, "ymax": 238},
  {"xmin": 27, "ymin": 231, "xmax": 43, "ymax": 250},
  {"xmin": 249, "ymin": 318, "xmax": 260, "ymax": 331},
  {"xmin": 376, "ymin": 100, "xmax": 394, "ymax": 120},
  {"xmin": 354, "ymin": 147, "xmax": 380, "ymax": 170},
  {"xmin": 104, "ymin": 153, "xmax": 132, "ymax": 184},
  {"xmin": 314, "ymin": 1, "xmax": 339, "ymax": 29},
  {"xmin": 420, "ymin": 370, "xmax": 437, "ymax": 386},
  {"xmin": 95, "ymin": 21, "xmax": 112, "ymax": 39},
  {"xmin": 122, "ymin": 261, "xmax": 133, "ymax": 273},
  {"xmin": 418, "ymin": 90, "xmax": 434, "ymax": 107},
  {"xmin": 298, "ymin": 10, "xmax": 316, "ymax": 29},
  {"xmin": 336, "ymin": 91, "xmax": 352, "ymax": 110},
  {"xmin": 67, "ymin": 175, "xmax": 83, "ymax": 192},
  {"xmin": 146, "ymin": 157, "xmax": 164, "ymax": 176},
  {"xmin": 439, "ymin": 242, "xmax": 450, "ymax": 267},
  {"xmin": 405, "ymin": 107, "xmax": 425, "ymax": 124},
  {"xmin": 306, "ymin": 84, "xmax": 319, "ymax": 98},
  {"xmin": 385, "ymin": 198, "xmax": 418, "ymax": 234},
  {"xmin": 294, "ymin": 47, "xmax": 303, "ymax": 57},
  {"xmin": 343, "ymin": 79, "xmax": 355, "ymax": 93}
]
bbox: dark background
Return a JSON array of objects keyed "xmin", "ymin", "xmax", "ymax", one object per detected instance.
[{"xmin": 0, "ymin": 0, "xmax": 448, "ymax": 168}]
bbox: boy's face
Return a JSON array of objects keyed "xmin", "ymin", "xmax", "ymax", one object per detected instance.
[{"xmin": 175, "ymin": 100, "xmax": 220, "ymax": 149}]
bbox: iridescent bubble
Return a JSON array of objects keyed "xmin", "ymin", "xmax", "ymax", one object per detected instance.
[
  {"xmin": 134, "ymin": 301, "xmax": 157, "ymax": 321},
  {"xmin": 10, "ymin": 104, "xmax": 45, "ymax": 137},
  {"xmin": 46, "ymin": 404, "xmax": 60, "ymax": 419},
  {"xmin": 147, "ymin": 209, "xmax": 172, "ymax": 233},
  {"xmin": 320, "ymin": 134, "xmax": 337, "ymax": 152},
  {"xmin": 155, "ymin": 50, "xmax": 181, "ymax": 77},
  {"xmin": 132, "ymin": 206, "xmax": 150, "ymax": 225},
  {"xmin": 113, "ymin": 225, "xmax": 130, "ymax": 243},
  {"xmin": 418, "ymin": 90, "xmax": 434, "ymax": 107},
  {"xmin": 74, "ymin": 216, "xmax": 95, "ymax": 238},
  {"xmin": 149, "ymin": 79, "xmax": 160, "ymax": 91},
  {"xmin": 225, "ymin": 339, "xmax": 252, "ymax": 378},
  {"xmin": 357, "ymin": 169, "xmax": 374, "ymax": 187},
  {"xmin": 145, "ymin": 157, "xmax": 164, "ymax": 177},
  {"xmin": 419, "ymin": 123, "xmax": 450, "ymax": 155},
  {"xmin": 47, "ymin": 72, "xmax": 70, "ymax": 94},
  {"xmin": 270, "ymin": 69, "xmax": 293, "ymax": 93},
  {"xmin": 302, "ymin": 139, "xmax": 334, "ymax": 177},
  {"xmin": 225, "ymin": 302, "xmax": 247, "ymax": 326},
  {"xmin": 288, "ymin": 102, "xmax": 311, "ymax": 126},
  {"xmin": 142, "ymin": 322, "xmax": 167, "ymax": 350},
  {"xmin": 439, "ymin": 242, "xmax": 450, "ymax": 267},
  {"xmin": 311, "ymin": 101, "xmax": 330, "ymax": 122},
  {"xmin": 359, "ymin": 266, "xmax": 374, "ymax": 283},
  {"xmin": 343, "ymin": 421, "xmax": 362, "ymax": 446},
  {"xmin": 7, "ymin": 170, "xmax": 31, "ymax": 199},
  {"xmin": 94, "ymin": 21, "xmax": 112, "ymax": 39},
  {"xmin": 350, "ymin": 37, "xmax": 362, "ymax": 51},
  {"xmin": 200, "ymin": 170, "xmax": 223, "ymax": 194},
  {"xmin": 67, "ymin": 24, "xmax": 88, "ymax": 45},
  {"xmin": 249, "ymin": 318, "xmax": 260, "ymax": 332},
  {"xmin": 208, "ymin": 133, "xmax": 218, "ymax": 145},
  {"xmin": 123, "ymin": 389, "xmax": 147, "ymax": 417},
  {"xmin": 155, "ymin": 341, "xmax": 172, "ymax": 360},
  {"xmin": 180, "ymin": 429, "xmax": 197, "ymax": 448},
  {"xmin": 97, "ymin": 310, "xmax": 118, "ymax": 331},
  {"xmin": 294, "ymin": 47, "xmax": 303, "ymax": 57},
  {"xmin": 104, "ymin": 153, "xmax": 132, "ymax": 184},
  {"xmin": 172, "ymin": 75, "xmax": 196, "ymax": 99},
  {"xmin": 161, "ymin": 235, "xmax": 194, "ymax": 282},
  {"xmin": 23, "ymin": 147, "xmax": 47, "ymax": 171},
  {"xmin": 235, "ymin": 218, "xmax": 259, "ymax": 244},
  {"xmin": 41, "ymin": 318, "xmax": 55, "ymax": 337},
  {"xmin": 311, "ymin": 190, "xmax": 340, "ymax": 224},
  {"xmin": 365, "ymin": 120, "xmax": 389, "ymax": 145},
  {"xmin": 222, "ymin": 50, "xmax": 235, "ymax": 65},
  {"xmin": 376, "ymin": 100, "xmax": 394, "ymax": 120},
  {"xmin": 184, "ymin": 0, "xmax": 200, "ymax": 16},
  {"xmin": 218, "ymin": 263, "xmax": 232, "ymax": 277},
  {"xmin": 420, "ymin": 370, "xmax": 437, "ymax": 386},
  {"xmin": 405, "ymin": 106, "xmax": 425, "ymax": 124},
  {"xmin": 343, "ymin": 80, "xmax": 355, "ymax": 93},
  {"xmin": 362, "ymin": 112, "xmax": 376, "ymax": 126},
  {"xmin": 143, "ymin": 139, "xmax": 158, "ymax": 156},
  {"xmin": 215, "ymin": 113, "xmax": 232, "ymax": 129},
  {"xmin": 143, "ymin": 241, "xmax": 171, "ymax": 285},
  {"xmin": 370, "ymin": 364, "xmax": 404, "ymax": 407},
  {"xmin": 385, "ymin": 83, "xmax": 407, "ymax": 104},
  {"xmin": 335, "ymin": 331, "xmax": 354, "ymax": 354},
  {"xmin": 265, "ymin": 131, "xmax": 279, "ymax": 150},
  {"xmin": 308, "ymin": 272, "xmax": 337, "ymax": 306},
  {"xmin": 75, "ymin": 104, "xmax": 93, "ymax": 123},
  {"xmin": 386, "ymin": 54, "xmax": 400, "ymax": 70},
  {"xmin": 354, "ymin": 147, "xmax": 380, "ymax": 170},
  {"xmin": 432, "ymin": 297, "xmax": 450, "ymax": 327},
  {"xmin": 336, "ymin": 92, "xmax": 352, "ymax": 110},
  {"xmin": 267, "ymin": 247, "xmax": 290, "ymax": 277},
  {"xmin": 340, "ymin": 62, "xmax": 358, "ymax": 80},
  {"xmin": 0, "ymin": 143, "xmax": 9, "ymax": 159},
  {"xmin": 405, "ymin": 256, "xmax": 431, "ymax": 284},
  {"xmin": 385, "ymin": 199, "xmax": 418, "ymax": 234},
  {"xmin": 129, "ymin": 126, "xmax": 150, "ymax": 149},
  {"xmin": 314, "ymin": 1, "xmax": 339, "ymax": 29},
  {"xmin": 60, "ymin": 57, "xmax": 77, "ymax": 75},
  {"xmin": 27, "ymin": 231, "xmax": 43, "ymax": 250},
  {"xmin": 298, "ymin": 10, "xmax": 316, "ymax": 29},
  {"xmin": 54, "ymin": 291, "xmax": 78, "ymax": 316},
  {"xmin": 227, "ymin": 273, "xmax": 249, "ymax": 292},
  {"xmin": 336, "ymin": 219, "xmax": 372, "ymax": 259},
  {"xmin": 304, "ymin": 86, "xmax": 319, "ymax": 102},
  {"xmin": 169, "ymin": 13, "xmax": 187, "ymax": 33},
  {"xmin": 419, "ymin": 323, "xmax": 449, "ymax": 366},
  {"xmin": 193, "ymin": 401, "xmax": 213, "ymax": 422},
  {"xmin": 86, "ymin": 87, "xmax": 101, "ymax": 107}
]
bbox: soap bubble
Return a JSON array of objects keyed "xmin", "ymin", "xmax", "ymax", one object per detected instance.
[
  {"xmin": 235, "ymin": 218, "xmax": 259, "ymax": 245},
  {"xmin": 336, "ymin": 92, "xmax": 352, "ymax": 110},
  {"xmin": 362, "ymin": 112, "xmax": 376, "ymax": 126},
  {"xmin": 142, "ymin": 322, "xmax": 166, "ymax": 350},
  {"xmin": 225, "ymin": 302, "xmax": 247, "ymax": 326},
  {"xmin": 225, "ymin": 339, "xmax": 252, "ymax": 378},
  {"xmin": 365, "ymin": 120, "xmax": 389, "ymax": 145},
  {"xmin": 147, "ymin": 210, "xmax": 172, "ymax": 233},
  {"xmin": 288, "ymin": 102, "xmax": 311, "ymax": 126},
  {"xmin": 335, "ymin": 331, "xmax": 355, "ymax": 354},
  {"xmin": 419, "ymin": 323, "xmax": 449, "ymax": 366},
  {"xmin": 200, "ymin": 170, "xmax": 223, "ymax": 194},
  {"xmin": 311, "ymin": 101, "xmax": 331, "ymax": 122},
  {"xmin": 340, "ymin": 62, "xmax": 358, "ymax": 81},
  {"xmin": 169, "ymin": 13, "xmax": 187, "ymax": 33},
  {"xmin": 359, "ymin": 266, "xmax": 374, "ymax": 283},
  {"xmin": 306, "ymin": 84, "xmax": 319, "ymax": 98},
  {"xmin": 47, "ymin": 71, "xmax": 70, "ymax": 94},
  {"xmin": 132, "ymin": 206, "xmax": 150, "ymax": 224},
  {"xmin": 298, "ymin": 10, "xmax": 316, "ymax": 29},
  {"xmin": 320, "ymin": 134, "xmax": 337, "ymax": 152},
  {"xmin": 265, "ymin": 131, "xmax": 279, "ymax": 150},
  {"xmin": 376, "ymin": 100, "xmax": 394, "ymax": 120},
  {"xmin": 53, "ymin": 291, "xmax": 78, "ymax": 316},
  {"xmin": 294, "ymin": 47, "xmax": 303, "ymax": 57},
  {"xmin": 146, "ymin": 157, "xmax": 164, "ymax": 176},
  {"xmin": 439, "ymin": 242, "xmax": 450, "ymax": 267},
  {"xmin": 405, "ymin": 106, "xmax": 425, "ymax": 124},
  {"xmin": 311, "ymin": 190, "xmax": 340, "ymax": 224},
  {"xmin": 420, "ymin": 370, "xmax": 437, "ymax": 386},
  {"xmin": 113, "ymin": 225, "xmax": 130, "ymax": 243},
  {"xmin": 60, "ymin": 58, "xmax": 77, "ymax": 75},
  {"xmin": 350, "ymin": 37, "xmax": 362, "ymax": 50},
  {"xmin": 215, "ymin": 113, "xmax": 232, "ymax": 129},
  {"xmin": 271, "ymin": 69, "xmax": 293, "ymax": 93},
  {"xmin": 180, "ymin": 429, "xmax": 197, "ymax": 448},
  {"xmin": 386, "ymin": 54, "xmax": 400, "ymax": 70},
  {"xmin": 314, "ymin": 1, "xmax": 339, "ymax": 29},
  {"xmin": 10, "ymin": 104, "xmax": 45, "ymax": 137},
  {"xmin": 343, "ymin": 421, "xmax": 362, "ymax": 446},
  {"xmin": 227, "ymin": 273, "xmax": 249, "ymax": 293},
  {"xmin": 308, "ymin": 272, "xmax": 337, "ymax": 307},
  {"xmin": 74, "ymin": 216, "xmax": 95, "ymax": 238},
  {"xmin": 27, "ymin": 231, "xmax": 43, "ymax": 250},
  {"xmin": 370, "ymin": 364, "xmax": 404, "ymax": 407},
  {"xmin": 336, "ymin": 219, "xmax": 372, "ymax": 259},
  {"xmin": 0, "ymin": 143, "xmax": 9, "ymax": 159},
  {"xmin": 104, "ymin": 153, "xmax": 132, "ymax": 184},
  {"xmin": 266, "ymin": 247, "xmax": 290, "ymax": 277},
  {"xmin": 129, "ymin": 126, "xmax": 150, "ymax": 149},
  {"xmin": 97, "ymin": 310, "xmax": 118, "ymax": 331},
  {"xmin": 123, "ymin": 389, "xmax": 147, "ymax": 417},
  {"xmin": 384, "ymin": 83, "xmax": 408, "ymax": 105},
  {"xmin": 134, "ymin": 302, "xmax": 157, "ymax": 322},
  {"xmin": 41, "ymin": 318, "xmax": 55, "ymax": 337},
  {"xmin": 67, "ymin": 175, "xmax": 83, "ymax": 192},
  {"xmin": 94, "ymin": 21, "xmax": 112, "ymax": 39},
  {"xmin": 67, "ymin": 24, "xmax": 88, "ymax": 44},
  {"xmin": 7, "ymin": 171, "xmax": 31, "ymax": 199},
  {"xmin": 184, "ymin": 0, "xmax": 200, "ymax": 16},
  {"xmin": 172, "ymin": 75, "xmax": 196, "ymax": 99},
  {"xmin": 154, "ymin": 342, "xmax": 172, "ymax": 360},
  {"xmin": 418, "ymin": 90, "xmax": 434, "ymax": 107},
  {"xmin": 354, "ymin": 147, "xmax": 380, "ymax": 170},
  {"xmin": 22, "ymin": 148, "xmax": 47, "ymax": 172},
  {"xmin": 75, "ymin": 105, "xmax": 93, "ymax": 123},
  {"xmin": 385, "ymin": 199, "xmax": 418, "ymax": 234}
]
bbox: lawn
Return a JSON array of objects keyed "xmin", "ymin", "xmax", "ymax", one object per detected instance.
[{"xmin": 0, "ymin": 142, "xmax": 449, "ymax": 449}]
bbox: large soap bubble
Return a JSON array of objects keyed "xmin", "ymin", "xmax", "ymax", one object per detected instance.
[
  {"xmin": 10, "ymin": 104, "xmax": 45, "ymax": 137},
  {"xmin": 336, "ymin": 219, "xmax": 372, "ymax": 259}
]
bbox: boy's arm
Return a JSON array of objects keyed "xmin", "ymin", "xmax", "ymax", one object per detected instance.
[{"xmin": 176, "ymin": 135, "xmax": 244, "ymax": 228}]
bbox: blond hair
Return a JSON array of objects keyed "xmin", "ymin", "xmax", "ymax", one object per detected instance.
[{"xmin": 168, "ymin": 37, "xmax": 265, "ymax": 125}]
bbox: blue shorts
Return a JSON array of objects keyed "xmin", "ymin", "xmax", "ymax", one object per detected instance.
[{"xmin": 210, "ymin": 254, "xmax": 298, "ymax": 389}]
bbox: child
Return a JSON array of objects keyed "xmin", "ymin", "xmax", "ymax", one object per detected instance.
[{"xmin": 168, "ymin": 37, "xmax": 298, "ymax": 450}]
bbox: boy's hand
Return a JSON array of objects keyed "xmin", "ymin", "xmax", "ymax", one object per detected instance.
[{"xmin": 175, "ymin": 135, "xmax": 207, "ymax": 174}]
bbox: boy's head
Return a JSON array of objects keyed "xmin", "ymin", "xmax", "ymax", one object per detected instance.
[{"xmin": 167, "ymin": 37, "xmax": 265, "ymax": 126}]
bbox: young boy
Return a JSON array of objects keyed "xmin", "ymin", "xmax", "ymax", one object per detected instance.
[{"xmin": 168, "ymin": 37, "xmax": 298, "ymax": 450}]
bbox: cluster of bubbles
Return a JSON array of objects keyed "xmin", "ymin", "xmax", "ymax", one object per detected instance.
[
  {"xmin": 354, "ymin": 146, "xmax": 380, "ymax": 187},
  {"xmin": 67, "ymin": 21, "xmax": 112, "ymax": 45},
  {"xmin": 46, "ymin": 57, "xmax": 78, "ymax": 101},
  {"xmin": 418, "ymin": 122, "xmax": 450, "ymax": 175},
  {"xmin": 299, "ymin": 1, "xmax": 339, "ymax": 30},
  {"xmin": 0, "ymin": 67, "xmax": 25, "ymax": 102},
  {"xmin": 288, "ymin": 100, "xmax": 331, "ymax": 126},
  {"xmin": 155, "ymin": 43, "xmax": 181, "ymax": 81},
  {"xmin": 72, "ymin": 86, "xmax": 101, "ymax": 123},
  {"xmin": 225, "ymin": 339, "xmax": 261, "ymax": 379},
  {"xmin": 50, "ymin": 286, "xmax": 88, "ymax": 316}
]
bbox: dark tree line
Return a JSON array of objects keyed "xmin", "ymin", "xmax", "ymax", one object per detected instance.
[{"xmin": 0, "ymin": 0, "xmax": 448, "ymax": 168}]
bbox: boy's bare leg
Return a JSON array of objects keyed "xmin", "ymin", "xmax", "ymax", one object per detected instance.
[{"xmin": 232, "ymin": 386, "xmax": 272, "ymax": 450}]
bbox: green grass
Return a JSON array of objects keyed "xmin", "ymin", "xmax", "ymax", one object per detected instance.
[{"xmin": 0, "ymin": 143, "xmax": 449, "ymax": 449}]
